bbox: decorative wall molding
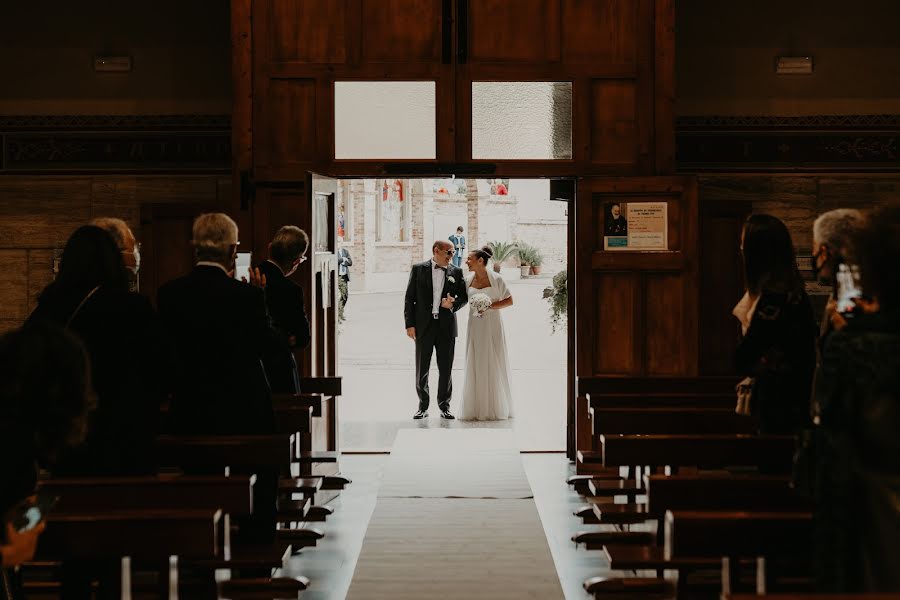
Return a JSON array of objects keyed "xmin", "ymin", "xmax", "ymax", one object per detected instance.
[
  {"xmin": 0, "ymin": 115, "xmax": 230, "ymax": 173},
  {"xmin": 0, "ymin": 114, "xmax": 230, "ymax": 131},
  {"xmin": 676, "ymin": 115, "xmax": 900, "ymax": 172}
]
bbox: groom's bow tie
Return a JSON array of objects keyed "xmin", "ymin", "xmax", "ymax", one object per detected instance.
[{"xmin": 434, "ymin": 264, "xmax": 446, "ymax": 271}]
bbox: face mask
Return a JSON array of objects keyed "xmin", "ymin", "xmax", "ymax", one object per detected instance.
[{"xmin": 812, "ymin": 247, "xmax": 837, "ymax": 286}]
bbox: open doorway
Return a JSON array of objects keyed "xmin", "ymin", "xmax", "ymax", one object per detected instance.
[{"xmin": 335, "ymin": 177, "xmax": 568, "ymax": 451}]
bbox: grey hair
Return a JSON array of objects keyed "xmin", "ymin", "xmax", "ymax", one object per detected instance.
[
  {"xmin": 270, "ymin": 225, "xmax": 309, "ymax": 268},
  {"xmin": 192, "ymin": 213, "xmax": 238, "ymax": 263},
  {"xmin": 813, "ymin": 209, "xmax": 864, "ymax": 256},
  {"xmin": 90, "ymin": 217, "xmax": 131, "ymax": 249}
]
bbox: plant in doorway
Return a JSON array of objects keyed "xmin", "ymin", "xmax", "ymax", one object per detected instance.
[
  {"xmin": 486, "ymin": 241, "xmax": 517, "ymax": 273},
  {"xmin": 529, "ymin": 247, "xmax": 544, "ymax": 276},
  {"xmin": 516, "ymin": 242, "xmax": 534, "ymax": 277},
  {"xmin": 542, "ymin": 270, "xmax": 567, "ymax": 333}
]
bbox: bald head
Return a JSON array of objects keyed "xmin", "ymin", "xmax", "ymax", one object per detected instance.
[{"xmin": 432, "ymin": 239, "xmax": 453, "ymax": 267}]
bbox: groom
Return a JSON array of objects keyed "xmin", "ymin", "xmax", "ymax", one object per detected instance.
[{"xmin": 404, "ymin": 240, "xmax": 468, "ymax": 419}]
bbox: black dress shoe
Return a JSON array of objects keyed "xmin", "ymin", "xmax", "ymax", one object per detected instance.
[
  {"xmin": 413, "ymin": 410, "xmax": 428, "ymax": 419},
  {"xmin": 440, "ymin": 410, "xmax": 455, "ymax": 420}
]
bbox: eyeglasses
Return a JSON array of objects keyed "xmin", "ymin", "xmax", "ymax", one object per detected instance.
[{"xmin": 444, "ymin": 249, "xmax": 454, "ymax": 257}]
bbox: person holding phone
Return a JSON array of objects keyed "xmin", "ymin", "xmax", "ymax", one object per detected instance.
[
  {"xmin": 0, "ymin": 323, "xmax": 92, "ymax": 597},
  {"xmin": 812, "ymin": 209, "xmax": 865, "ymax": 337}
]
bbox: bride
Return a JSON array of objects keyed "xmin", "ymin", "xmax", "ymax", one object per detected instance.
[{"xmin": 459, "ymin": 246, "xmax": 515, "ymax": 421}]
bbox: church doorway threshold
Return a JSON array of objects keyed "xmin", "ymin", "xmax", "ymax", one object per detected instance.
[{"xmin": 332, "ymin": 176, "xmax": 572, "ymax": 453}]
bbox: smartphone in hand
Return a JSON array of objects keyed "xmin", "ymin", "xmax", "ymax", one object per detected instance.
[{"xmin": 10, "ymin": 493, "xmax": 58, "ymax": 534}]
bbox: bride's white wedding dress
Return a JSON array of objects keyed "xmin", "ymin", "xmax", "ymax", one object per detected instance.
[{"xmin": 459, "ymin": 270, "xmax": 514, "ymax": 421}]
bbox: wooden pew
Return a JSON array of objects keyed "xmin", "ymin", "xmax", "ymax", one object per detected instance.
[
  {"xmin": 665, "ymin": 510, "xmax": 813, "ymax": 594},
  {"xmin": 574, "ymin": 376, "xmax": 741, "ymax": 476},
  {"xmin": 646, "ymin": 474, "xmax": 806, "ymax": 515},
  {"xmin": 35, "ymin": 509, "xmax": 221, "ymax": 599},
  {"xmin": 155, "ymin": 435, "xmax": 294, "ymax": 474},
  {"xmin": 37, "ymin": 475, "xmax": 297, "ymax": 571},
  {"xmin": 593, "ymin": 407, "xmax": 756, "ymax": 435},
  {"xmin": 577, "ymin": 409, "xmax": 759, "ymax": 498},
  {"xmin": 599, "ymin": 434, "xmax": 795, "ymax": 473},
  {"xmin": 595, "ymin": 474, "xmax": 805, "ymax": 549},
  {"xmin": 38, "ymin": 509, "xmax": 221, "ymax": 562},
  {"xmin": 274, "ymin": 392, "xmax": 350, "ymax": 510},
  {"xmin": 155, "ymin": 435, "xmax": 324, "ymax": 548},
  {"xmin": 579, "ymin": 474, "xmax": 805, "ymax": 558}
]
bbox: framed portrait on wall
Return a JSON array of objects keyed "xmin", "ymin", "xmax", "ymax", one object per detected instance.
[{"xmin": 603, "ymin": 201, "xmax": 668, "ymax": 251}]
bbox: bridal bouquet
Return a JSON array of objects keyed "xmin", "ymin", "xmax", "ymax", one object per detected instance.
[{"xmin": 469, "ymin": 293, "xmax": 492, "ymax": 318}]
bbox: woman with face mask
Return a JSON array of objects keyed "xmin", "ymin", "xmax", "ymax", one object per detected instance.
[{"xmin": 26, "ymin": 225, "xmax": 169, "ymax": 477}]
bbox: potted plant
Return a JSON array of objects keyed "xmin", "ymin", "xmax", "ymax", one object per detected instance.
[
  {"xmin": 542, "ymin": 270, "xmax": 567, "ymax": 333},
  {"xmin": 517, "ymin": 242, "xmax": 533, "ymax": 277},
  {"xmin": 487, "ymin": 241, "xmax": 517, "ymax": 273},
  {"xmin": 529, "ymin": 247, "xmax": 544, "ymax": 276}
]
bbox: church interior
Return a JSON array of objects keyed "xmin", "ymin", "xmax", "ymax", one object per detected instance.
[{"xmin": 1, "ymin": 1, "xmax": 899, "ymax": 599}]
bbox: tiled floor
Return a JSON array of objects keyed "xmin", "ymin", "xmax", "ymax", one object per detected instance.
[{"xmin": 283, "ymin": 453, "xmax": 619, "ymax": 600}]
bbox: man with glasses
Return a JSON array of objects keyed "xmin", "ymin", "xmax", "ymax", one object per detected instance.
[
  {"xmin": 158, "ymin": 213, "xmax": 279, "ymax": 542},
  {"xmin": 404, "ymin": 239, "xmax": 468, "ymax": 420},
  {"xmin": 258, "ymin": 225, "xmax": 311, "ymax": 394}
]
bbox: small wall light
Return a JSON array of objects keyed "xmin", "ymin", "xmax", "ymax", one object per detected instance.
[
  {"xmin": 776, "ymin": 56, "xmax": 813, "ymax": 75},
  {"xmin": 94, "ymin": 56, "xmax": 132, "ymax": 72}
]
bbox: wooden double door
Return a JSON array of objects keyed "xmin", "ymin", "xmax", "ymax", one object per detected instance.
[{"xmin": 226, "ymin": 0, "xmax": 695, "ymax": 456}]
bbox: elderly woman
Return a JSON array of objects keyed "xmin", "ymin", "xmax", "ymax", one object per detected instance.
[
  {"xmin": 27, "ymin": 225, "xmax": 167, "ymax": 476},
  {"xmin": 813, "ymin": 203, "xmax": 900, "ymax": 592}
]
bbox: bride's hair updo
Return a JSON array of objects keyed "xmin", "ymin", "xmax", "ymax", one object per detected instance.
[{"xmin": 472, "ymin": 245, "xmax": 493, "ymax": 266}]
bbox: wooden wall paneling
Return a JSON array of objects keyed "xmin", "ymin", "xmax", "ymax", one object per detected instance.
[
  {"xmin": 562, "ymin": 0, "xmax": 638, "ymax": 67},
  {"xmin": 635, "ymin": 0, "xmax": 655, "ymax": 174},
  {"xmin": 699, "ymin": 199, "xmax": 751, "ymax": 375},
  {"xmin": 593, "ymin": 272, "xmax": 641, "ymax": 375},
  {"xmin": 590, "ymin": 80, "xmax": 639, "ymax": 170},
  {"xmin": 232, "ymin": 0, "xmax": 253, "ymax": 234},
  {"xmin": 139, "ymin": 204, "xmax": 206, "ymax": 306},
  {"xmin": 577, "ymin": 176, "xmax": 699, "ymax": 380},
  {"xmin": 0, "ymin": 250, "xmax": 28, "ymax": 321},
  {"xmin": 268, "ymin": 0, "xmax": 348, "ymax": 64},
  {"xmin": 255, "ymin": 79, "xmax": 317, "ymax": 170},
  {"xmin": 654, "ymin": 0, "xmax": 676, "ymax": 174},
  {"xmin": 644, "ymin": 273, "xmax": 686, "ymax": 374},
  {"xmin": 0, "ymin": 178, "xmax": 91, "ymax": 249},
  {"xmin": 468, "ymin": 0, "xmax": 561, "ymax": 64},
  {"xmin": 361, "ymin": 0, "xmax": 441, "ymax": 62}
]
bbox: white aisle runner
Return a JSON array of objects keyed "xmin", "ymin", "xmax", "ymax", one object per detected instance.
[{"xmin": 346, "ymin": 429, "xmax": 565, "ymax": 600}]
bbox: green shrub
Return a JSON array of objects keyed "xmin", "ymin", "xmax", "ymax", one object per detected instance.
[{"xmin": 542, "ymin": 270, "xmax": 567, "ymax": 333}]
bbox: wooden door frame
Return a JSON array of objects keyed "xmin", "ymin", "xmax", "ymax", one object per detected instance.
[{"xmin": 314, "ymin": 172, "xmax": 575, "ymax": 454}]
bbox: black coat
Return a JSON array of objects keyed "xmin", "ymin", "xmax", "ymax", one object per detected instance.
[
  {"xmin": 404, "ymin": 261, "xmax": 468, "ymax": 337},
  {"xmin": 257, "ymin": 260, "xmax": 310, "ymax": 394},
  {"xmin": 26, "ymin": 283, "xmax": 168, "ymax": 476},
  {"xmin": 813, "ymin": 310, "xmax": 900, "ymax": 592},
  {"xmin": 158, "ymin": 265, "xmax": 275, "ymax": 434},
  {"xmin": 734, "ymin": 288, "xmax": 817, "ymax": 435}
]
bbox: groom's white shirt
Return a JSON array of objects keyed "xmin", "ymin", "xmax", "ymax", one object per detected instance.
[{"xmin": 430, "ymin": 259, "xmax": 445, "ymax": 316}]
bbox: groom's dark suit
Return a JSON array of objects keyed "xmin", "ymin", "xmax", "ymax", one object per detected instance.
[{"xmin": 404, "ymin": 260, "xmax": 468, "ymax": 412}]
